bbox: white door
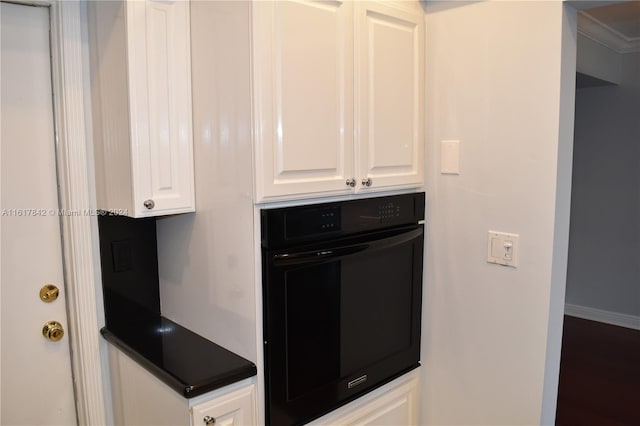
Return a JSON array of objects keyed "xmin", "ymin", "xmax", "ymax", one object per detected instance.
[{"xmin": 1, "ymin": 3, "xmax": 77, "ymax": 425}]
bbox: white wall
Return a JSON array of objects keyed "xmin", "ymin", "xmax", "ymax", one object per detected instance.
[
  {"xmin": 156, "ymin": 1, "xmax": 257, "ymax": 362},
  {"xmin": 421, "ymin": 2, "xmax": 576, "ymax": 424},
  {"xmin": 566, "ymin": 48, "xmax": 640, "ymax": 319}
]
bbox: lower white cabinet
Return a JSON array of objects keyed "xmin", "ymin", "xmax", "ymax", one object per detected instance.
[
  {"xmin": 107, "ymin": 346, "xmax": 256, "ymax": 426},
  {"xmin": 306, "ymin": 369, "xmax": 420, "ymax": 426}
]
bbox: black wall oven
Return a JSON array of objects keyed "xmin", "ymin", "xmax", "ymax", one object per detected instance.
[{"xmin": 261, "ymin": 192, "xmax": 425, "ymax": 425}]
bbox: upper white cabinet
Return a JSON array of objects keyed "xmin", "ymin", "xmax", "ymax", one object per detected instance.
[
  {"xmin": 253, "ymin": 1, "xmax": 424, "ymax": 202},
  {"xmin": 89, "ymin": 0, "xmax": 195, "ymax": 217}
]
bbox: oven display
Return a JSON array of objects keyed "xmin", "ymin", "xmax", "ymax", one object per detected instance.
[{"xmin": 284, "ymin": 206, "xmax": 342, "ymax": 239}]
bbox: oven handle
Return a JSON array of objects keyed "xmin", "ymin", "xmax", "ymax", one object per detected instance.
[{"xmin": 271, "ymin": 227, "xmax": 423, "ymax": 266}]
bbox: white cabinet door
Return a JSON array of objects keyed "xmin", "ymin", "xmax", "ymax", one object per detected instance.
[
  {"xmin": 191, "ymin": 385, "xmax": 256, "ymax": 426},
  {"xmin": 356, "ymin": 1, "xmax": 424, "ymax": 193},
  {"xmin": 127, "ymin": 0, "xmax": 195, "ymax": 216},
  {"xmin": 253, "ymin": 0, "xmax": 355, "ymax": 202},
  {"xmin": 90, "ymin": 0, "xmax": 195, "ymax": 217}
]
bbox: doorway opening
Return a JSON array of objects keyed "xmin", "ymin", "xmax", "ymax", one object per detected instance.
[{"xmin": 556, "ymin": 2, "xmax": 640, "ymax": 424}]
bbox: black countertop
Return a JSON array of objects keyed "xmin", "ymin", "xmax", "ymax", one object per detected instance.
[
  {"xmin": 97, "ymin": 214, "xmax": 256, "ymax": 398},
  {"xmin": 101, "ymin": 315, "xmax": 257, "ymax": 398}
]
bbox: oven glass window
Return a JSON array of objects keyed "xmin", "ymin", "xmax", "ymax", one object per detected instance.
[{"xmin": 283, "ymin": 242, "xmax": 415, "ymax": 401}]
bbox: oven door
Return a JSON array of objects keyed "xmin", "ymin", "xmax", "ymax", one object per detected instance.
[{"xmin": 263, "ymin": 225, "xmax": 423, "ymax": 426}]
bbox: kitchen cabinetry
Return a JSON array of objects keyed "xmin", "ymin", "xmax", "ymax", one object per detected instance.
[
  {"xmin": 307, "ymin": 369, "xmax": 420, "ymax": 425},
  {"xmin": 159, "ymin": 2, "xmax": 425, "ymax": 425},
  {"xmin": 107, "ymin": 345, "xmax": 257, "ymax": 426},
  {"xmin": 88, "ymin": 0, "xmax": 195, "ymax": 217},
  {"xmin": 253, "ymin": 1, "xmax": 425, "ymax": 202}
]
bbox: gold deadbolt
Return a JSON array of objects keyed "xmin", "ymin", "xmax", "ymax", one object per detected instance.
[
  {"xmin": 39, "ymin": 284, "xmax": 59, "ymax": 302},
  {"xmin": 42, "ymin": 321, "xmax": 64, "ymax": 342}
]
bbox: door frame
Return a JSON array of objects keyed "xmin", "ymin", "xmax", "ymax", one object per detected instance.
[{"xmin": 6, "ymin": 1, "xmax": 109, "ymax": 424}]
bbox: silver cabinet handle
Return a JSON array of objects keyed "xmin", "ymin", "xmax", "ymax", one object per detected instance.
[
  {"xmin": 346, "ymin": 178, "xmax": 356, "ymax": 188},
  {"xmin": 203, "ymin": 415, "xmax": 216, "ymax": 425},
  {"xmin": 361, "ymin": 178, "xmax": 372, "ymax": 187},
  {"xmin": 143, "ymin": 199, "xmax": 155, "ymax": 210}
]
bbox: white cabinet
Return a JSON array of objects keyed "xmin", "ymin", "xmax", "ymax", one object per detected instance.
[
  {"xmin": 306, "ymin": 369, "xmax": 420, "ymax": 426},
  {"xmin": 107, "ymin": 345, "xmax": 257, "ymax": 426},
  {"xmin": 253, "ymin": 1, "xmax": 424, "ymax": 202},
  {"xmin": 89, "ymin": 0, "xmax": 195, "ymax": 217}
]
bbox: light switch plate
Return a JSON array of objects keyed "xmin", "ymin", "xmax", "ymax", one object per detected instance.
[
  {"xmin": 487, "ymin": 231, "xmax": 519, "ymax": 268},
  {"xmin": 441, "ymin": 140, "xmax": 460, "ymax": 174}
]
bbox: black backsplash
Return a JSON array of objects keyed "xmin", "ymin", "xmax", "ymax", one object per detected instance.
[{"xmin": 97, "ymin": 214, "xmax": 161, "ymax": 329}]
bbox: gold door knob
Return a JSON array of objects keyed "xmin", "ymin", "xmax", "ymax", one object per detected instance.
[
  {"xmin": 39, "ymin": 284, "xmax": 59, "ymax": 302},
  {"xmin": 42, "ymin": 321, "xmax": 64, "ymax": 342}
]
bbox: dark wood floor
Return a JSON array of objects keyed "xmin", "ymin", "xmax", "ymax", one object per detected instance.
[{"xmin": 555, "ymin": 316, "xmax": 640, "ymax": 426}]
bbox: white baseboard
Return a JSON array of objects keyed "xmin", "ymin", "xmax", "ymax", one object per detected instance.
[{"xmin": 565, "ymin": 304, "xmax": 640, "ymax": 330}]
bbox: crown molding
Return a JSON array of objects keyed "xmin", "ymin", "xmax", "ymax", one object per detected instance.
[{"xmin": 578, "ymin": 10, "xmax": 640, "ymax": 53}]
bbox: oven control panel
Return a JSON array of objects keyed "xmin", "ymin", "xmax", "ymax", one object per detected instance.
[
  {"xmin": 378, "ymin": 202, "xmax": 402, "ymax": 220},
  {"xmin": 261, "ymin": 192, "xmax": 425, "ymax": 248}
]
